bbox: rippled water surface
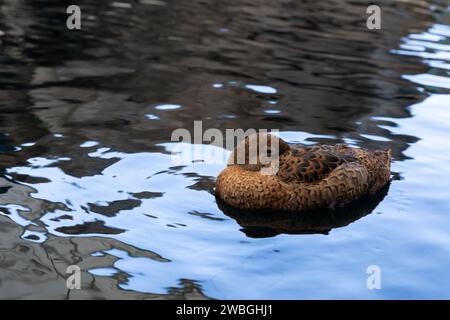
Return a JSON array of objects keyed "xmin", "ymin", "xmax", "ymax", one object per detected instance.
[{"xmin": 0, "ymin": 0, "xmax": 449, "ymax": 299}]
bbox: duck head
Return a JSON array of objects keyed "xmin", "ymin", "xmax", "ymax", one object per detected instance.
[{"xmin": 227, "ymin": 133, "xmax": 290, "ymax": 173}]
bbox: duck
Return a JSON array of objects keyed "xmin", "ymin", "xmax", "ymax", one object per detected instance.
[{"xmin": 215, "ymin": 133, "xmax": 391, "ymax": 211}]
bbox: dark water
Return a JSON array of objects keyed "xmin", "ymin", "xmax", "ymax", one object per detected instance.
[{"xmin": 0, "ymin": 0, "xmax": 449, "ymax": 299}]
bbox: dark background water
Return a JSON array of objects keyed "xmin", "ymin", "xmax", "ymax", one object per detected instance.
[{"xmin": 0, "ymin": 0, "xmax": 449, "ymax": 299}]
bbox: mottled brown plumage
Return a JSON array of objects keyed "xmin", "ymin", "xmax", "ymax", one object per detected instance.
[{"xmin": 215, "ymin": 133, "xmax": 391, "ymax": 211}]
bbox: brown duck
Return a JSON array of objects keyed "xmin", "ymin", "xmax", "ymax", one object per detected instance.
[{"xmin": 215, "ymin": 133, "xmax": 391, "ymax": 211}]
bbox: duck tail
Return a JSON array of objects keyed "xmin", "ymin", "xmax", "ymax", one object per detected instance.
[{"xmin": 385, "ymin": 147, "xmax": 392, "ymax": 169}]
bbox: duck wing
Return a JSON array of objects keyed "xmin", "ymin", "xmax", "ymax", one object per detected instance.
[{"xmin": 277, "ymin": 145, "xmax": 358, "ymax": 183}]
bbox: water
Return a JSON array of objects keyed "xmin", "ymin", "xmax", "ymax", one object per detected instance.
[{"xmin": 0, "ymin": 0, "xmax": 449, "ymax": 299}]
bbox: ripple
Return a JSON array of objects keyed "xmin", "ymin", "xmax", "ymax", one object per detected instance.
[
  {"xmin": 140, "ymin": 0, "xmax": 167, "ymax": 6},
  {"xmin": 21, "ymin": 142, "xmax": 36, "ymax": 147},
  {"xmin": 393, "ymin": 23, "xmax": 450, "ymax": 90},
  {"xmin": 154, "ymin": 104, "xmax": 183, "ymax": 110},
  {"xmin": 112, "ymin": 2, "xmax": 132, "ymax": 9},
  {"xmin": 146, "ymin": 114, "xmax": 160, "ymax": 120},
  {"xmin": 89, "ymin": 267, "xmax": 118, "ymax": 276},
  {"xmin": 402, "ymin": 74, "xmax": 450, "ymax": 89},
  {"xmin": 245, "ymin": 84, "xmax": 277, "ymax": 94},
  {"xmin": 80, "ymin": 141, "xmax": 100, "ymax": 148},
  {"xmin": 263, "ymin": 109, "xmax": 281, "ymax": 114},
  {"xmin": 360, "ymin": 134, "xmax": 391, "ymax": 142}
]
